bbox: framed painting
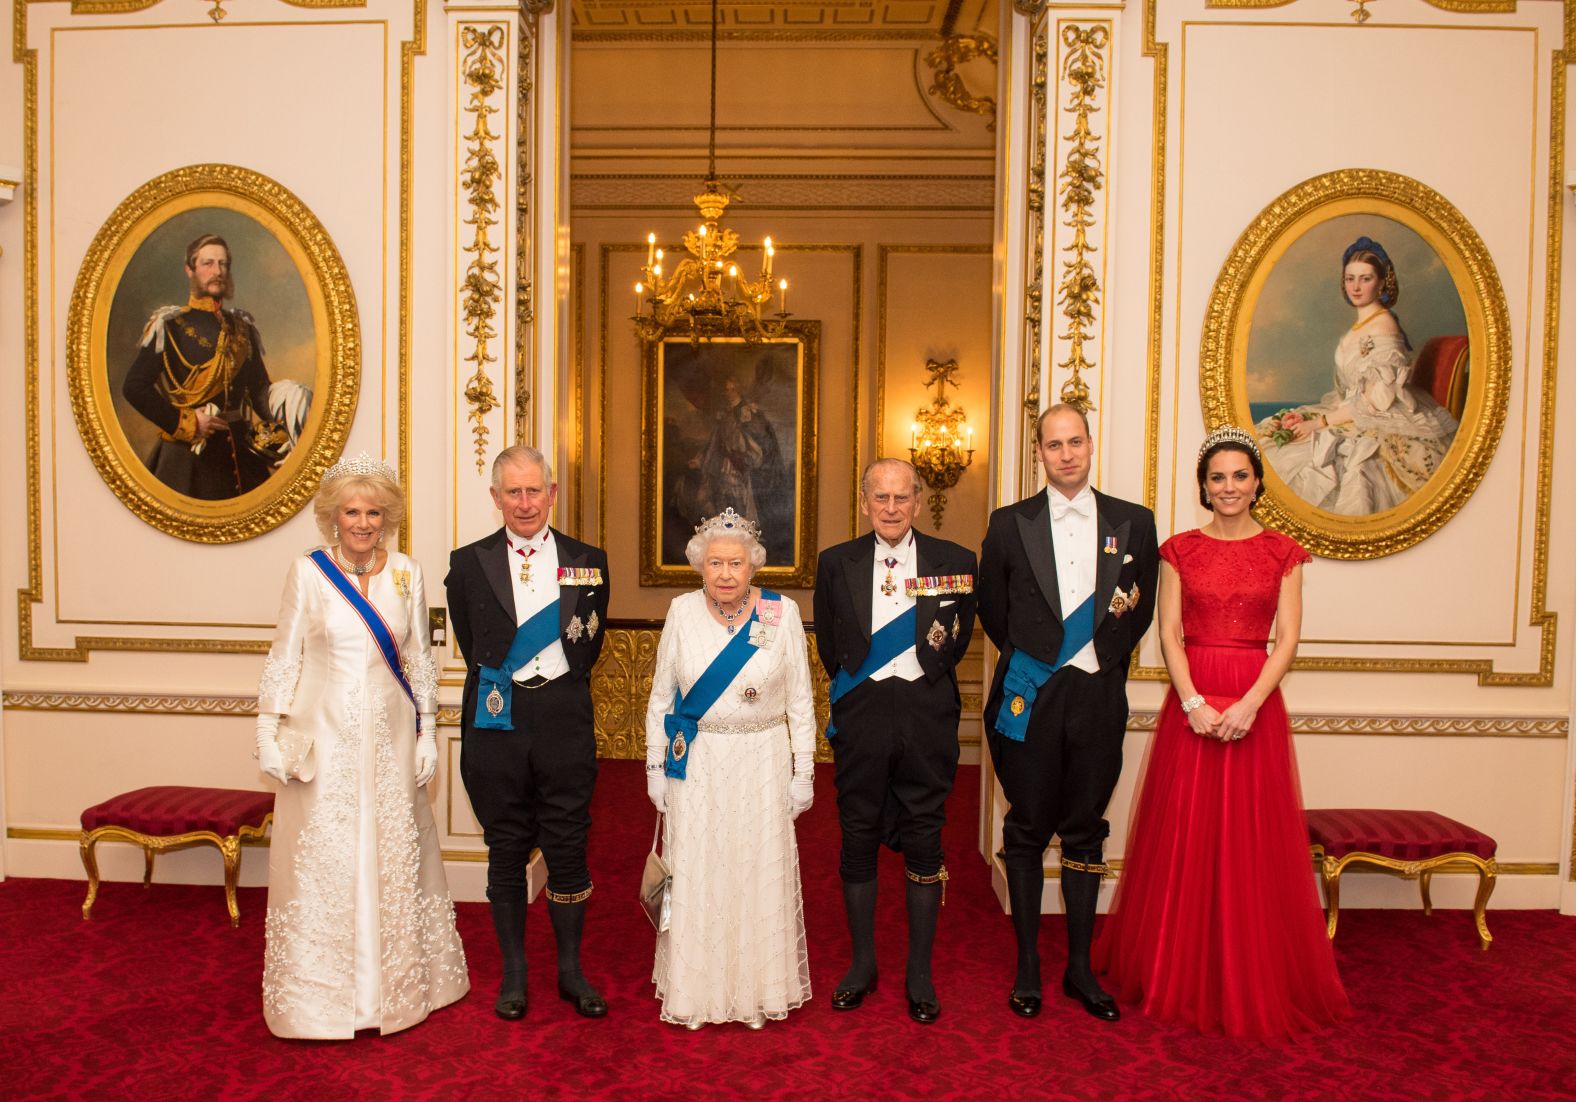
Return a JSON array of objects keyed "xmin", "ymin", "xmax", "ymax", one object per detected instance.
[
  {"xmin": 640, "ymin": 324, "xmax": 820, "ymax": 587},
  {"xmin": 1200, "ymin": 169, "xmax": 1510, "ymax": 558},
  {"xmin": 68, "ymin": 163, "xmax": 359, "ymax": 542}
]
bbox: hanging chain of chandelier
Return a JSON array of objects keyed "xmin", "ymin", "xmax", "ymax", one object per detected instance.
[{"xmin": 632, "ymin": 0, "xmax": 789, "ymax": 343}]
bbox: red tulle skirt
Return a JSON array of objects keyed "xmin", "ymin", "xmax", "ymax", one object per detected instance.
[{"xmin": 1093, "ymin": 643, "xmax": 1351, "ymax": 1039}]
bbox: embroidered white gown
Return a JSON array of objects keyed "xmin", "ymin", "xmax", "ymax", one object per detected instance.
[
  {"xmin": 1257, "ymin": 325, "xmax": 1459, "ymax": 515},
  {"xmin": 257, "ymin": 550, "xmax": 469, "ymax": 1039},
  {"xmin": 644, "ymin": 590, "xmax": 816, "ymax": 1025}
]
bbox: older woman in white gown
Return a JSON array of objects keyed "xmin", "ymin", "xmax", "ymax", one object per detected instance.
[
  {"xmin": 1257, "ymin": 236, "xmax": 1458, "ymax": 515},
  {"xmin": 254, "ymin": 453, "xmax": 468, "ymax": 1038},
  {"xmin": 644, "ymin": 508, "xmax": 817, "ymax": 1029}
]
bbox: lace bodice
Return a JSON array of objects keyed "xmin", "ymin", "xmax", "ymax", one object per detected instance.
[
  {"xmin": 1159, "ymin": 529, "xmax": 1309, "ymax": 645},
  {"xmin": 644, "ymin": 590, "xmax": 817, "ymax": 755}
]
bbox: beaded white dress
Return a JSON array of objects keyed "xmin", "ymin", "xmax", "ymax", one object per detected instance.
[
  {"xmin": 257, "ymin": 550, "xmax": 469, "ymax": 1038},
  {"xmin": 644, "ymin": 589, "xmax": 816, "ymax": 1025}
]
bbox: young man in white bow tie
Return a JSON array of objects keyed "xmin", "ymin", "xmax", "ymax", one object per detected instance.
[{"xmin": 978, "ymin": 404, "xmax": 1159, "ymax": 1023}]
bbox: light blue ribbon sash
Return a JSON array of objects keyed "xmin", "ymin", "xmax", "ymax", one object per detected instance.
[
  {"xmin": 308, "ymin": 549, "xmax": 417, "ymax": 719},
  {"xmin": 824, "ymin": 606, "xmax": 918, "ymax": 739},
  {"xmin": 664, "ymin": 590, "xmax": 779, "ymax": 780},
  {"xmin": 992, "ymin": 592, "xmax": 1095, "ymax": 742},
  {"xmin": 472, "ymin": 598, "xmax": 562, "ymax": 731}
]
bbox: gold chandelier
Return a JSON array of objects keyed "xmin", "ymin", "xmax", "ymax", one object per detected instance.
[{"xmin": 633, "ymin": 0, "xmax": 789, "ymax": 343}]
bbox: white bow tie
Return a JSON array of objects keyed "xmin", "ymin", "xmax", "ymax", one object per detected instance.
[{"xmin": 1050, "ymin": 493, "xmax": 1092, "ymax": 521}]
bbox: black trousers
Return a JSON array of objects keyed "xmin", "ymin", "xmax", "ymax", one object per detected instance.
[
  {"xmin": 830, "ymin": 674, "xmax": 960, "ymax": 882},
  {"xmin": 987, "ymin": 665, "xmax": 1127, "ymax": 871},
  {"xmin": 460, "ymin": 676, "xmax": 598, "ymax": 897}
]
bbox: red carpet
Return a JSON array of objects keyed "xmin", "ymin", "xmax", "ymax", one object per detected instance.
[{"xmin": 3, "ymin": 762, "xmax": 1574, "ymax": 1101}]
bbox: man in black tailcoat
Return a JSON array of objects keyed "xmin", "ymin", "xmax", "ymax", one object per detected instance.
[
  {"xmin": 446, "ymin": 445, "xmax": 610, "ymax": 1021},
  {"xmin": 979, "ymin": 404, "xmax": 1158, "ymax": 1022},
  {"xmin": 813, "ymin": 458, "xmax": 978, "ymax": 1025}
]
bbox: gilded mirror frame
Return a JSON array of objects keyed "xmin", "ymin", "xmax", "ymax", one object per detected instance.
[
  {"xmin": 68, "ymin": 163, "xmax": 359, "ymax": 543},
  {"xmin": 1199, "ymin": 169, "xmax": 1510, "ymax": 559}
]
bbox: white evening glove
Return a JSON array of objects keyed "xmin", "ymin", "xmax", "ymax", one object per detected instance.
[
  {"xmin": 646, "ymin": 767, "xmax": 667, "ymax": 813},
  {"xmin": 789, "ymin": 751, "xmax": 814, "ymax": 820},
  {"xmin": 255, "ymin": 712, "xmax": 288, "ymax": 785},
  {"xmin": 414, "ymin": 712, "xmax": 438, "ymax": 787}
]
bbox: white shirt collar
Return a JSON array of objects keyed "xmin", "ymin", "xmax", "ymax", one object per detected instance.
[
  {"xmin": 875, "ymin": 531, "xmax": 915, "ymax": 566},
  {"xmin": 1047, "ymin": 483, "xmax": 1095, "ymax": 518},
  {"xmin": 507, "ymin": 526, "xmax": 551, "ymax": 555}
]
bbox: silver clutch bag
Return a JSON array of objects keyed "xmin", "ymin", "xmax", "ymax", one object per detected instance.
[{"xmin": 639, "ymin": 814, "xmax": 671, "ymax": 932}]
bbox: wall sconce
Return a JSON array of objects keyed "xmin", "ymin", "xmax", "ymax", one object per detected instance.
[{"xmin": 908, "ymin": 358, "xmax": 976, "ymax": 529}]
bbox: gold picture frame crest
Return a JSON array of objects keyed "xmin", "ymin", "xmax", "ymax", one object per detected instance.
[
  {"xmin": 640, "ymin": 323, "xmax": 820, "ymax": 588},
  {"xmin": 68, "ymin": 163, "xmax": 359, "ymax": 543},
  {"xmin": 1200, "ymin": 169, "xmax": 1510, "ymax": 559}
]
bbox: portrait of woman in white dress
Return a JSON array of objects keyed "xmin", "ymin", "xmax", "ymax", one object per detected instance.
[
  {"xmin": 1253, "ymin": 235, "xmax": 1459, "ymax": 516},
  {"xmin": 643, "ymin": 508, "xmax": 816, "ymax": 1029},
  {"xmin": 254, "ymin": 453, "xmax": 469, "ymax": 1038}
]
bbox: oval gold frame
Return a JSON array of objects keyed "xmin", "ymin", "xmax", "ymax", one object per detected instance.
[
  {"xmin": 1200, "ymin": 169, "xmax": 1510, "ymax": 559},
  {"xmin": 68, "ymin": 164, "xmax": 359, "ymax": 543}
]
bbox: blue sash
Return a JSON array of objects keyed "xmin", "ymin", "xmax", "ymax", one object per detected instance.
[
  {"xmin": 472, "ymin": 598, "xmax": 562, "ymax": 730},
  {"xmin": 663, "ymin": 590, "xmax": 779, "ymax": 780},
  {"xmin": 308, "ymin": 550, "xmax": 417, "ymax": 719},
  {"xmin": 993, "ymin": 592, "xmax": 1095, "ymax": 742},
  {"xmin": 824, "ymin": 606, "xmax": 917, "ymax": 739}
]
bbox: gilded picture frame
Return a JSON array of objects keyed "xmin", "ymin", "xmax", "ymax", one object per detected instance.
[
  {"xmin": 640, "ymin": 324, "xmax": 820, "ymax": 588},
  {"xmin": 1200, "ymin": 169, "xmax": 1510, "ymax": 559},
  {"xmin": 68, "ymin": 163, "xmax": 359, "ymax": 543}
]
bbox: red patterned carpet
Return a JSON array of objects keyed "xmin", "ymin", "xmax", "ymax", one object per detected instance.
[{"xmin": 3, "ymin": 761, "xmax": 1574, "ymax": 1101}]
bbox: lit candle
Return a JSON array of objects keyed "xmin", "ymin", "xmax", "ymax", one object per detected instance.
[
  {"xmin": 764, "ymin": 238, "xmax": 774, "ymax": 278},
  {"xmin": 656, "ymin": 248, "xmax": 664, "ymax": 263},
  {"xmin": 699, "ymin": 224, "xmax": 707, "ymax": 238},
  {"xmin": 910, "ymin": 422, "xmax": 918, "ymax": 449},
  {"xmin": 967, "ymin": 426, "xmax": 974, "ymax": 451},
  {"xmin": 646, "ymin": 233, "xmax": 656, "ymax": 269},
  {"xmin": 634, "ymin": 281, "xmax": 643, "ymax": 315},
  {"xmin": 728, "ymin": 264, "xmax": 738, "ymax": 296},
  {"xmin": 778, "ymin": 278, "xmax": 787, "ymax": 314}
]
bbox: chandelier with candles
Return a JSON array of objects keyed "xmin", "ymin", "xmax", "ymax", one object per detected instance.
[{"xmin": 632, "ymin": 0, "xmax": 789, "ymax": 343}]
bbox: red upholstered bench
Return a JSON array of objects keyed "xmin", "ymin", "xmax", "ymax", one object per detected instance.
[
  {"xmin": 1305, "ymin": 809, "xmax": 1498, "ymax": 950},
  {"xmin": 79, "ymin": 786, "xmax": 275, "ymax": 927}
]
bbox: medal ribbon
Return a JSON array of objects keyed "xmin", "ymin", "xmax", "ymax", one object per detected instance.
[
  {"xmin": 824, "ymin": 605, "xmax": 917, "ymax": 739},
  {"xmin": 471, "ymin": 598, "xmax": 562, "ymax": 731},
  {"xmin": 992, "ymin": 592, "xmax": 1095, "ymax": 742}
]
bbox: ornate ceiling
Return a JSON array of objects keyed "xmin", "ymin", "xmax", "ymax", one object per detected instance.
[{"xmin": 571, "ymin": 1, "xmax": 997, "ymax": 41}]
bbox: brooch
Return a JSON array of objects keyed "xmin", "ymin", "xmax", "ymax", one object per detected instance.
[
  {"xmin": 392, "ymin": 569, "xmax": 412, "ymax": 597},
  {"xmin": 741, "ymin": 685, "xmax": 759, "ymax": 703},
  {"xmin": 927, "ymin": 619, "xmax": 947, "ymax": 650},
  {"xmin": 566, "ymin": 615, "xmax": 585, "ymax": 643},
  {"xmin": 485, "ymin": 686, "xmax": 505, "ymax": 717}
]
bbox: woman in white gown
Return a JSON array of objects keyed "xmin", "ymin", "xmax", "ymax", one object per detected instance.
[
  {"xmin": 1256, "ymin": 236, "xmax": 1459, "ymax": 515},
  {"xmin": 644, "ymin": 508, "xmax": 817, "ymax": 1029},
  {"xmin": 254, "ymin": 453, "xmax": 469, "ymax": 1038}
]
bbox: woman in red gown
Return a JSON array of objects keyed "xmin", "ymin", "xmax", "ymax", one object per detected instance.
[{"xmin": 1092, "ymin": 427, "xmax": 1350, "ymax": 1039}]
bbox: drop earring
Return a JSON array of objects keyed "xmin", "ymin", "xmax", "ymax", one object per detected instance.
[{"xmin": 333, "ymin": 523, "xmax": 339, "ymax": 542}]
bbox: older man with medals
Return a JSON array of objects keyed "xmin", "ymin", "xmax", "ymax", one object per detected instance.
[
  {"xmin": 812, "ymin": 458, "xmax": 978, "ymax": 1024},
  {"xmin": 445, "ymin": 445, "xmax": 610, "ymax": 1021},
  {"xmin": 979, "ymin": 404, "xmax": 1159, "ymax": 1023}
]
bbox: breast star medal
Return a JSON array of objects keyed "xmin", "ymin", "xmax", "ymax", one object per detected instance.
[
  {"xmin": 881, "ymin": 557, "xmax": 898, "ymax": 598},
  {"xmin": 486, "ymin": 686, "xmax": 505, "ymax": 717},
  {"xmin": 567, "ymin": 615, "xmax": 585, "ymax": 643},
  {"xmin": 587, "ymin": 611, "xmax": 599, "ymax": 640},
  {"xmin": 927, "ymin": 619, "xmax": 947, "ymax": 650}
]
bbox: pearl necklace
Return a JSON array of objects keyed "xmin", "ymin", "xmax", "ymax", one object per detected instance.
[
  {"xmin": 711, "ymin": 586, "xmax": 752, "ymax": 634},
  {"xmin": 334, "ymin": 546, "xmax": 375, "ymax": 576}
]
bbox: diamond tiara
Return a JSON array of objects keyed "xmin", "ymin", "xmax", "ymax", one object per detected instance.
[
  {"xmin": 322, "ymin": 450, "xmax": 399, "ymax": 484},
  {"xmin": 1198, "ymin": 425, "xmax": 1260, "ymax": 461},
  {"xmin": 693, "ymin": 506, "xmax": 762, "ymax": 542}
]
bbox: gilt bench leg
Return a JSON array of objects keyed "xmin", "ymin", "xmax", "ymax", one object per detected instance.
[{"xmin": 79, "ymin": 832, "xmax": 100, "ymax": 920}]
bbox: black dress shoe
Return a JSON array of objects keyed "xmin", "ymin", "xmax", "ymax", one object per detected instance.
[
  {"xmin": 831, "ymin": 974, "xmax": 877, "ymax": 1011},
  {"xmin": 906, "ymin": 989, "xmax": 941, "ymax": 1025},
  {"xmin": 1061, "ymin": 975, "xmax": 1120, "ymax": 1022},
  {"xmin": 494, "ymin": 988, "xmax": 527, "ymax": 1021},
  {"xmin": 558, "ymin": 983, "xmax": 609, "ymax": 1019},
  {"xmin": 1007, "ymin": 989, "xmax": 1042, "ymax": 1018}
]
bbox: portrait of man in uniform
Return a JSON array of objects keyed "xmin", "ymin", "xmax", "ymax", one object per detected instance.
[{"xmin": 118, "ymin": 232, "xmax": 311, "ymax": 501}]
